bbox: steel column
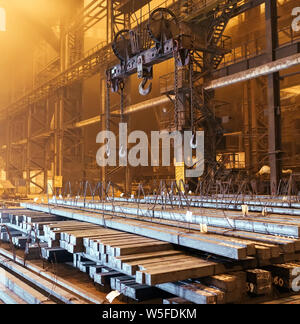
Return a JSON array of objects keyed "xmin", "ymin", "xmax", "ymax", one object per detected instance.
[
  {"xmin": 26, "ymin": 107, "xmax": 32, "ymax": 195},
  {"xmin": 265, "ymin": 0, "xmax": 282, "ymax": 195},
  {"xmin": 100, "ymin": 77, "xmax": 106, "ymax": 184},
  {"xmin": 5, "ymin": 110, "xmax": 10, "ymax": 182}
]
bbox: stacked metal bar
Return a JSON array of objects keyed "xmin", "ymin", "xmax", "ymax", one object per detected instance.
[{"xmin": 2, "ymin": 206, "xmax": 300, "ymax": 304}]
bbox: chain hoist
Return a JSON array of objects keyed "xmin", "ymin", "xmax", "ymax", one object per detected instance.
[
  {"xmin": 189, "ymin": 51, "xmax": 194, "ymax": 133},
  {"xmin": 105, "ymin": 72, "xmax": 111, "ymax": 157}
]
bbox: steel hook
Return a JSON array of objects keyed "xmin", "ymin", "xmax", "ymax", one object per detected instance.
[
  {"xmin": 139, "ymin": 77, "xmax": 152, "ymax": 96},
  {"xmin": 106, "ymin": 142, "xmax": 111, "ymax": 157},
  {"xmin": 190, "ymin": 133, "xmax": 198, "ymax": 149},
  {"xmin": 119, "ymin": 144, "xmax": 126, "ymax": 158}
]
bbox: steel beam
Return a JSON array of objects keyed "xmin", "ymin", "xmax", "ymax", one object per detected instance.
[
  {"xmin": 0, "ymin": 248, "xmax": 105, "ymax": 304},
  {"xmin": 47, "ymin": 196, "xmax": 300, "ymax": 217},
  {"xmin": 0, "ymin": 255, "xmax": 82, "ymax": 304},
  {"xmin": 22, "ymin": 203, "xmax": 251, "ymax": 259},
  {"xmin": 157, "ymin": 281, "xmax": 215, "ymax": 304},
  {"xmin": 22, "ymin": 202, "xmax": 300, "ymax": 239},
  {"xmin": 48, "ymin": 196, "xmax": 300, "ymax": 216},
  {"xmin": 0, "ymin": 267, "xmax": 52, "ymax": 304}
]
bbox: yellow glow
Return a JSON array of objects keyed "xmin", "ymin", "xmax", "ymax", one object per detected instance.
[
  {"xmin": 0, "ymin": 7, "xmax": 5, "ymax": 31},
  {"xmin": 217, "ymin": 152, "xmax": 246, "ymax": 169},
  {"xmin": 282, "ymin": 85, "xmax": 300, "ymax": 95}
]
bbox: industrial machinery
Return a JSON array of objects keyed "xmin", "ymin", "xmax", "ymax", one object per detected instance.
[{"xmin": 107, "ymin": 7, "xmax": 233, "ymax": 184}]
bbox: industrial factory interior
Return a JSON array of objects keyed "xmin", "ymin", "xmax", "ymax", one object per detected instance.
[{"xmin": 0, "ymin": 0, "xmax": 300, "ymax": 307}]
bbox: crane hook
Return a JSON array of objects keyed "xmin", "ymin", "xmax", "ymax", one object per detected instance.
[
  {"xmin": 190, "ymin": 133, "xmax": 198, "ymax": 149},
  {"xmin": 119, "ymin": 144, "xmax": 126, "ymax": 158},
  {"xmin": 105, "ymin": 142, "xmax": 111, "ymax": 158},
  {"xmin": 139, "ymin": 77, "xmax": 152, "ymax": 96}
]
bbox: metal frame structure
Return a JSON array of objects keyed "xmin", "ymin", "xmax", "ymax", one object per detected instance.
[{"xmin": 0, "ymin": 0, "xmax": 299, "ymax": 195}]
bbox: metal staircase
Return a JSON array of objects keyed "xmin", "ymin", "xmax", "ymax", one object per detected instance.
[
  {"xmin": 184, "ymin": 0, "xmax": 238, "ymax": 147},
  {"xmin": 207, "ymin": 1, "xmax": 237, "ymax": 68},
  {"xmin": 208, "ymin": 1, "xmax": 237, "ymax": 44}
]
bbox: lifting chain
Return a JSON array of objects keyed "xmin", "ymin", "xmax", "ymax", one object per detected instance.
[
  {"xmin": 189, "ymin": 51, "xmax": 194, "ymax": 133},
  {"xmin": 189, "ymin": 51, "xmax": 197, "ymax": 149},
  {"xmin": 106, "ymin": 72, "xmax": 111, "ymax": 132},
  {"xmin": 119, "ymin": 79, "xmax": 126, "ymax": 159},
  {"xmin": 105, "ymin": 72, "xmax": 111, "ymax": 157},
  {"xmin": 119, "ymin": 79, "xmax": 125, "ymax": 123},
  {"xmin": 173, "ymin": 40, "xmax": 179, "ymax": 131}
]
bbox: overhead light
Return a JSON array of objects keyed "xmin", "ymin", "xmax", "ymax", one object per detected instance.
[{"xmin": 0, "ymin": 7, "xmax": 6, "ymax": 32}]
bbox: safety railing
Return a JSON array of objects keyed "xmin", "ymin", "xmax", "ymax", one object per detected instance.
[
  {"xmin": 184, "ymin": 0, "xmax": 222, "ymax": 16},
  {"xmin": 278, "ymin": 25, "xmax": 300, "ymax": 46},
  {"xmin": 82, "ymin": 40, "xmax": 109, "ymax": 60},
  {"xmin": 219, "ymin": 35, "xmax": 266, "ymax": 68},
  {"xmin": 218, "ymin": 25, "xmax": 300, "ymax": 68}
]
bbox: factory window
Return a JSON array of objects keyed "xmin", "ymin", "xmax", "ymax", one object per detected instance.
[
  {"xmin": 0, "ymin": 7, "xmax": 6, "ymax": 32},
  {"xmin": 217, "ymin": 152, "xmax": 246, "ymax": 169}
]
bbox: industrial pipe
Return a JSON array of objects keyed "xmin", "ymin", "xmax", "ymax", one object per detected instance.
[
  {"xmin": 74, "ymin": 95, "xmax": 174, "ymax": 128},
  {"xmin": 205, "ymin": 53, "xmax": 300, "ymax": 90}
]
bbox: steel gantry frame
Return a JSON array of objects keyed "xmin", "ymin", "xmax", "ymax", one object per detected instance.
[{"xmin": 0, "ymin": 0, "xmax": 299, "ymax": 195}]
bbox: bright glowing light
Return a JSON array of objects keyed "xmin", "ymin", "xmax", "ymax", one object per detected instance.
[{"xmin": 0, "ymin": 7, "xmax": 6, "ymax": 32}]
